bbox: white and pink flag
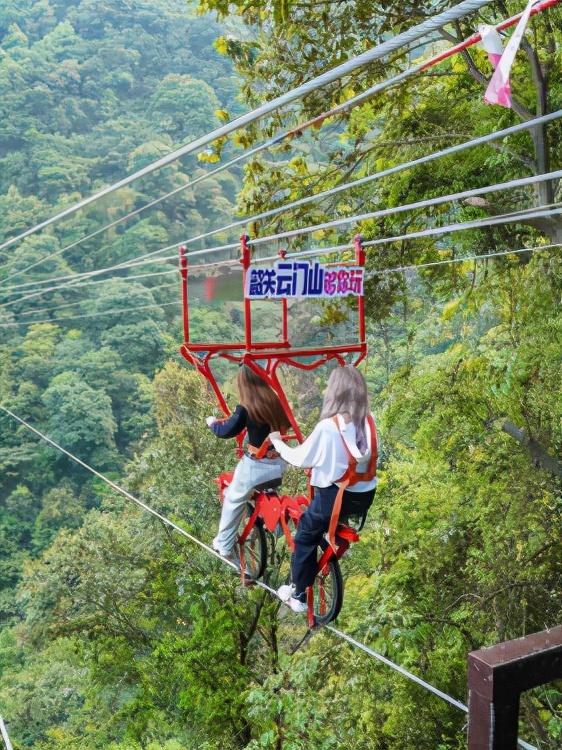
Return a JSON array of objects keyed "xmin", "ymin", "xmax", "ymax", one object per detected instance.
[
  {"xmin": 479, "ymin": 24, "xmax": 505, "ymax": 68},
  {"xmin": 480, "ymin": 0, "xmax": 535, "ymax": 109}
]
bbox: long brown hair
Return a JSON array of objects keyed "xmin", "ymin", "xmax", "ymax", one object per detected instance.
[{"xmin": 237, "ymin": 366, "xmax": 291, "ymax": 432}]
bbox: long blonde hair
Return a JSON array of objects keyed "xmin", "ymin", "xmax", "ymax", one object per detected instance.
[
  {"xmin": 237, "ymin": 366, "xmax": 291, "ymax": 432},
  {"xmin": 320, "ymin": 365, "xmax": 369, "ymax": 447}
]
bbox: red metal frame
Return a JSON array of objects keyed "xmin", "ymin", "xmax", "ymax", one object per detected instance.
[
  {"xmin": 182, "ymin": 235, "xmax": 368, "ymax": 622},
  {"xmin": 218, "ymin": 470, "xmax": 360, "ymax": 625},
  {"xmin": 179, "ymin": 233, "xmax": 367, "ymax": 443}
]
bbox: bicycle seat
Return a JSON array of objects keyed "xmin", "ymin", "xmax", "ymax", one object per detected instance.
[
  {"xmin": 335, "ymin": 524, "xmax": 360, "ymax": 543},
  {"xmin": 340, "ymin": 512, "xmax": 368, "ymax": 532},
  {"xmin": 253, "ymin": 477, "xmax": 282, "ymax": 493}
]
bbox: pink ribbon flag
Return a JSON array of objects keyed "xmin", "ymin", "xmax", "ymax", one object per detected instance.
[
  {"xmin": 480, "ymin": 0, "xmax": 535, "ymax": 109},
  {"xmin": 478, "ymin": 24, "xmax": 505, "ymax": 68}
]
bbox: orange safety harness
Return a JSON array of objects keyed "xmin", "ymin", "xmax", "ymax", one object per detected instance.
[
  {"xmin": 246, "ymin": 440, "xmax": 281, "ymax": 460},
  {"xmin": 327, "ymin": 414, "xmax": 378, "ymax": 550},
  {"xmin": 211, "ymin": 412, "xmax": 282, "ymax": 460}
]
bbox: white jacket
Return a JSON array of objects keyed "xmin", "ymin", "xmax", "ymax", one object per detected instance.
[{"xmin": 270, "ymin": 415, "xmax": 377, "ymax": 491}]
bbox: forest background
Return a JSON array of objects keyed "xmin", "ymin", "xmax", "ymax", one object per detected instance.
[{"xmin": 0, "ymin": 1, "xmax": 561, "ymax": 749}]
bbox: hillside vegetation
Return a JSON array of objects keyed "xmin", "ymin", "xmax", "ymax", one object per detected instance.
[{"xmin": 0, "ymin": 1, "xmax": 561, "ymax": 749}]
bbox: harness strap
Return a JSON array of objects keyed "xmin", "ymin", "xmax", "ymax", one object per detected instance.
[
  {"xmin": 247, "ymin": 438, "xmax": 280, "ymax": 460},
  {"xmin": 327, "ymin": 477, "xmax": 350, "ymax": 551},
  {"xmin": 327, "ymin": 414, "xmax": 377, "ymax": 550}
]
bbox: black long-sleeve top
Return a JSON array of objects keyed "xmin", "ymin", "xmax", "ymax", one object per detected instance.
[{"xmin": 211, "ymin": 404, "xmax": 271, "ymax": 448}]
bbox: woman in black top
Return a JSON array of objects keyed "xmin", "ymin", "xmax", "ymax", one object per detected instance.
[{"xmin": 206, "ymin": 365, "xmax": 290, "ymax": 558}]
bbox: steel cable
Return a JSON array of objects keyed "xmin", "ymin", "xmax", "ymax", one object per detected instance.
[
  {"xmin": 5, "ymin": 102, "xmax": 561, "ymax": 294},
  {"xmin": 0, "ymin": 718, "xmax": 13, "ymax": 750},
  {"xmin": 1, "ymin": 245, "xmax": 559, "ymax": 330},
  {"xmin": 0, "ymin": 405, "xmax": 537, "ymax": 750},
  {"xmin": 100, "ymin": 110, "xmax": 562, "ymax": 274},
  {"xmin": 3, "ymin": 167, "xmax": 561, "ymax": 300},
  {"xmin": 2, "ymin": 202, "xmax": 561, "ymax": 312},
  {"xmin": 3, "ymin": 4, "xmax": 531, "ymax": 285},
  {"xmin": 0, "ymin": 0, "xmax": 496, "ymax": 254}
]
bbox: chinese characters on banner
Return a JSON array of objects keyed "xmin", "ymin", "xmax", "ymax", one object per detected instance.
[{"xmin": 245, "ymin": 261, "xmax": 364, "ymax": 299}]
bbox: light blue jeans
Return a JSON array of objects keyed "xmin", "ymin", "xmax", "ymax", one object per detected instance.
[{"xmin": 213, "ymin": 454, "xmax": 286, "ymax": 555}]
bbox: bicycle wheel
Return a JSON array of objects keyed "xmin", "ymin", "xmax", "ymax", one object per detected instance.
[
  {"xmin": 311, "ymin": 557, "xmax": 344, "ymax": 625},
  {"xmin": 239, "ymin": 506, "xmax": 268, "ymax": 581}
]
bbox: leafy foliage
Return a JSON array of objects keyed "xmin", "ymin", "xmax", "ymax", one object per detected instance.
[{"xmin": 1, "ymin": 1, "xmax": 561, "ymax": 749}]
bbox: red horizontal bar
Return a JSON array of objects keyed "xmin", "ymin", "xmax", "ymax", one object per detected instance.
[
  {"xmin": 247, "ymin": 344, "xmax": 364, "ymax": 359},
  {"xmin": 257, "ymin": 343, "xmax": 366, "ymax": 357},
  {"xmin": 185, "ymin": 343, "xmax": 365, "ymax": 357},
  {"xmin": 418, "ymin": 0, "xmax": 560, "ymax": 72},
  {"xmin": 185, "ymin": 341, "xmax": 289, "ymax": 352}
]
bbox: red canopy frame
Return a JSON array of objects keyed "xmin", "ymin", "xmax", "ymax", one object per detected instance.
[{"xmin": 179, "ymin": 234, "xmax": 367, "ymax": 445}]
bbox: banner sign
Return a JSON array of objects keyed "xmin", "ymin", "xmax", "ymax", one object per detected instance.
[{"xmin": 245, "ymin": 261, "xmax": 364, "ymax": 299}]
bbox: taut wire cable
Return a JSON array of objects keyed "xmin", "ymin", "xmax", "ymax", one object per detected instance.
[
  {"xmin": 246, "ymin": 169, "xmax": 562, "ymax": 248},
  {"xmin": 0, "ymin": 405, "xmax": 537, "ymax": 750},
  {"xmin": 98, "ymin": 109, "xmax": 562, "ymax": 274},
  {"xmin": 6, "ymin": 6, "xmax": 558, "ymax": 285},
  {"xmin": 5, "ymin": 100, "xmax": 560, "ymax": 293},
  {"xmin": 365, "ymin": 242, "xmax": 561, "ymax": 276},
  {"xmin": 0, "ymin": 253, "xmax": 243, "ymax": 309},
  {"xmin": 0, "ymin": 301, "xmax": 182, "ymax": 327},
  {"xmin": 59, "ymin": 167, "xmax": 562, "ymax": 280},
  {"xmin": 2, "ymin": 202, "xmax": 561, "ymax": 311},
  {"xmin": 1, "ymin": 237, "xmax": 246, "ymax": 297},
  {"xmin": 279, "ymin": 204, "xmax": 562, "ymax": 262},
  {"xmin": 0, "ymin": 0, "xmax": 496, "ymax": 254},
  {"xmin": 0, "ymin": 718, "xmax": 13, "ymax": 750},
  {"xmin": 27, "ymin": 108, "xmax": 559, "ymax": 283},
  {"xmin": 16, "ymin": 280, "xmax": 181, "ymax": 318},
  {"xmin": 1, "ymin": 244, "xmax": 559, "ymax": 329},
  {"xmin": 0, "ymin": 269, "xmax": 181, "ymax": 304},
  {"xmin": 3, "ymin": 168, "xmax": 561, "ymax": 303}
]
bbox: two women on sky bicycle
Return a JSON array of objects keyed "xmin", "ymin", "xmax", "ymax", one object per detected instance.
[{"xmin": 206, "ymin": 363, "xmax": 377, "ymax": 615}]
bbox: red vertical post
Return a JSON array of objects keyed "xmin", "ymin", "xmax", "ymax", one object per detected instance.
[
  {"xmin": 179, "ymin": 245, "xmax": 189, "ymax": 343},
  {"xmin": 354, "ymin": 233, "xmax": 366, "ymax": 344},
  {"xmin": 279, "ymin": 248, "xmax": 289, "ymax": 346},
  {"xmin": 240, "ymin": 234, "xmax": 252, "ymax": 350}
]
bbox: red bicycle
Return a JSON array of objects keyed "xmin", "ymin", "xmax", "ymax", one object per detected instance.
[
  {"xmin": 216, "ymin": 472, "xmax": 364, "ymax": 626},
  {"xmin": 179, "ymin": 234, "xmax": 370, "ymax": 625}
]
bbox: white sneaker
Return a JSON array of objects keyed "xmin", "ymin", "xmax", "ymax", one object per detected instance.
[
  {"xmin": 212, "ymin": 539, "xmax": 228, "ymax": 556},
  {"xmin": 213, "ymin": 541, "xmax": 240, "ymax": 568},
  {"xmin": 277, "ymin": 583, "xmax": 294, "ymax": 601},
  {"xmin": 277, "ymin": 584, "xmax": 308, "ymax": 613}
]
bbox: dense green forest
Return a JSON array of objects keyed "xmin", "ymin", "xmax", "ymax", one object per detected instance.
[{"xmin": 0, "ymin": 1, "xmax": 561, "ymax": 749}]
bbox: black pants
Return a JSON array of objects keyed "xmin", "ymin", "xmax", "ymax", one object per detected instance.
[{"xmin": 291, "ymin": 484, "xmax": 375, "ymax": 597}]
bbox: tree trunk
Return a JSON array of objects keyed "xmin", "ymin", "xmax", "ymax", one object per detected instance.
[
  {"xmin": 529, "ymin": 121, "xmax": 554, "ymax": 207},
  {"xmin": 520, "ymin": 214, "xmax": 562, "ymax": 244},
  {"xmin": 500, "ymin": 420, "xmax": 562, "ymax": 478}
]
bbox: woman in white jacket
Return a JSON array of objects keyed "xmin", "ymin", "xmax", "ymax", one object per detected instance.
[{"xmin": 269, "ymin": 365, "xmax": 377, "ymax": 613}]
